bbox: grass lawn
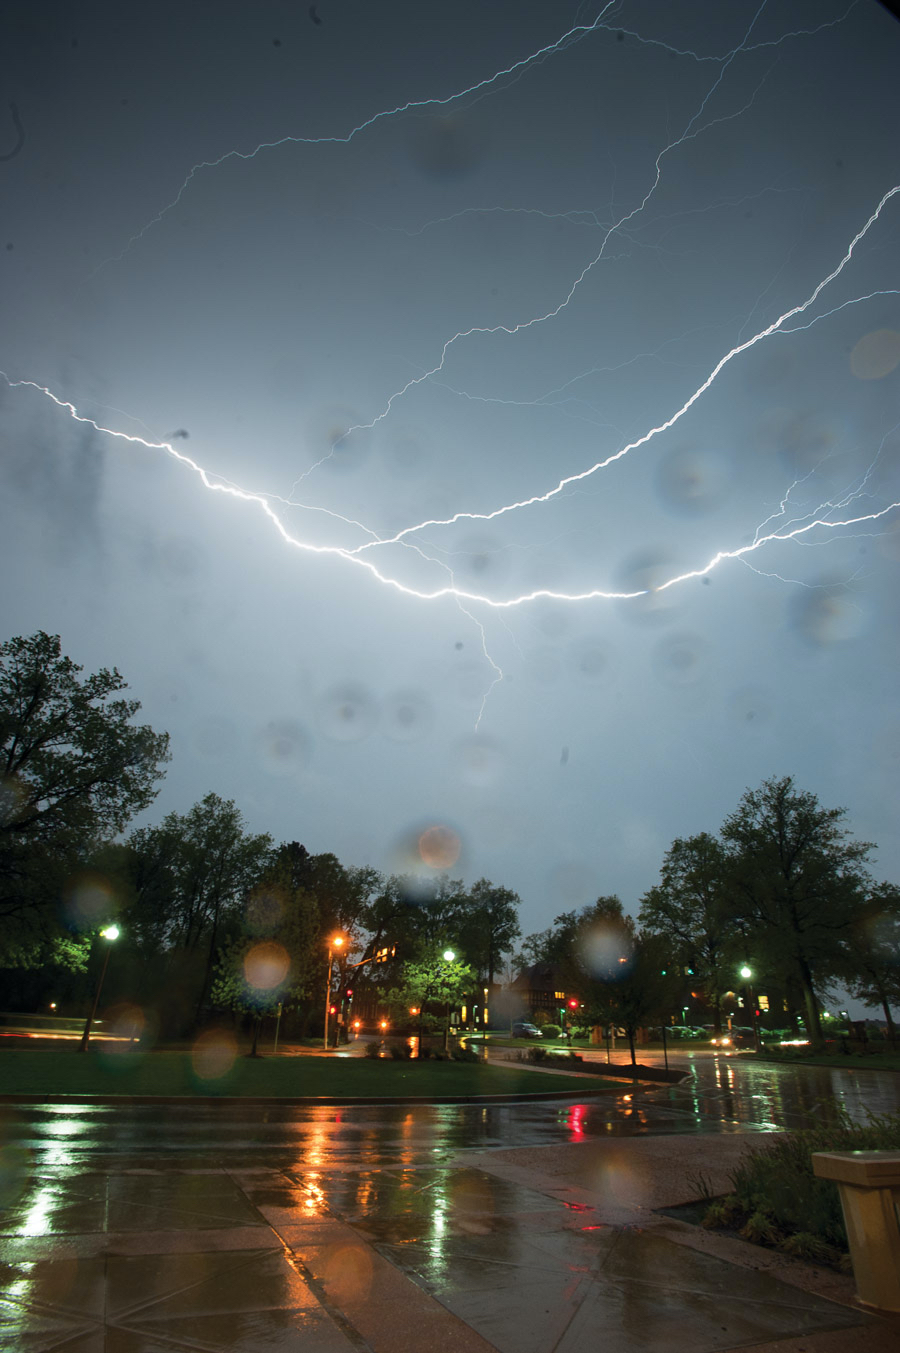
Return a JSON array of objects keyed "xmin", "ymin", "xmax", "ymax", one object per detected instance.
[{"xmin": 0, "ymin": 1047, "xmax": 610, "ymax": 1100}]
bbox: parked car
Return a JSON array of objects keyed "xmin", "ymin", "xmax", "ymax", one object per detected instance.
[{"xmin": 511, "ymin": 1021, "xmax": 541, "ymax": 1038}]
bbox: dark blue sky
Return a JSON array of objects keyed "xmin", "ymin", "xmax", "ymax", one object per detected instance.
[{"xmin": 2, "ymin": 1, "xmax": 899, "ymax": 964}]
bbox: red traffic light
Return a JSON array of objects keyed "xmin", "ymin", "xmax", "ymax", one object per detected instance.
[
  {"xmin": 329, "ymin": 1005, "xmax": 337, "ymax": 1015},
  {"xmin": 568, "ymin": 998, "xmax": 579, "ymax": 1009},
  {"xmin": 345, "ymin": 989, "xmax": 353, "ymax": 998}
]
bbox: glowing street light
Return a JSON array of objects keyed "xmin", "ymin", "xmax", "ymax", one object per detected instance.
[
  {"xmin": 323, "ymin": 934, "xmax": 345, "ymax": 1050},
  {"xmin": 739, "ymin": 965, "xmax": 762, "ymax": 1053},
  {"xmin": 442, "ymin": 948, "xmax": 457, "ymax": 1052},
  {"xmin": 78, "ymin": 925, "xmax": 120, "ymax": 1052}
]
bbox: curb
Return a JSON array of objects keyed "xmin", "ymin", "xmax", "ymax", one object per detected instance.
[{"xmin": 0, "ymin": 1087, "xmax": 619, "ymax": 1107}]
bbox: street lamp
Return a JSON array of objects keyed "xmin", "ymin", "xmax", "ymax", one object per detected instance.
[
  {"xmin": 739, "ymin": 965, "xmax": 762, "ymax": 1053},
  {"xmin": 323, "ymin": 935, "xmax": 345, "ymax": 1050},
  {"xmin": 442, "ymin": 949, "xmax": 456, "ymax": 1052},
  {"xmin": 78, "ymin": 925, "xmax": 120, "ymax": 1052}
]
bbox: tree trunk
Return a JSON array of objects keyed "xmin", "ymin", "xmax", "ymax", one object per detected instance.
[
  {"xmin": 194, "ymin": 905, "xmax": 222, "ymax": 1026},
  {"xmin": 249, "ymin": 1015, "xmax": 261, "ymax": 1058},
  {"xmin": 627, "ymin": 1027, "xmax": 637, "ymax": 1066},
  {"xmin": 878, "ymin": 991, "xmax": 896, "ymax": 1043},
  {"xmin": 797, "ymin": 960, "xmax": 824, "ymax": 1050},
  {"xmin": 712, "ymin": 994, "xmax": 722, "ymax": 1037}
]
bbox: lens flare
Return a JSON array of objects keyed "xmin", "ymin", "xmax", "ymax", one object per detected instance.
[
  {"xmin": 850, "ymin": 328, "xmax": 900, "ymax": 380},
  {"xmin": 320, "ymin": 1244, "xmax": 374, "ymax": 1304},
  {"xmin": 418, "ymin": 825, "xmax": 461, "ymax": 869},
  {"xmin": 191, "ymin": 1028, "xmax": 238, "ymax": 1081},
  {"xmin": 61, "ymin": 873, "xmax": 117, "ymax": 933},
  {"xmin": 101, "ymin": 1003, "xmax": 148, "ymax": 1051},
  {"xmin": 243, "ymin": 941, "xmax": 290, "ymax": 991},
  {"xmin": 579, "ymin": 922, "xmax": 633, "ymax": 980}
]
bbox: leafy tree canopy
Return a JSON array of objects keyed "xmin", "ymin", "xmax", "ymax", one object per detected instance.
[
  {"xmin": 842, "ymin": 882, "xmax": 900, "ymax": 1036},
  {"xmin": 452, "ymin": 877, "xmax": 521, "ymax": 983},
  {"xmin": 721, "ymin": 774, "xmax": 874, "ymax": 1047},
  {"xmin": 0, "ymin": 631, "xmax": 169, "ymax": 963},
  {"xmin": 639, "ymin": 833, "xmax": 737, "ymax": 1033}
]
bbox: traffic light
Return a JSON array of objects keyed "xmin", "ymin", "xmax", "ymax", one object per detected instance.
[
  {"xmin": 567, "ymin": 998, "xmax": 579, "ymax": 1010},
  {"xmin": 345, "ymin": 989, "xmax": 353, "ymax": 999},
  {"xmin": 329, "ymin": 1005, "xmax": 337, "ymax": 1015}
]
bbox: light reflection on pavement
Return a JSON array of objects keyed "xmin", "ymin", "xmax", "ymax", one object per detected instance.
[
  {"xmin": 1, "ymin": 1056, "xmax": 898, "ymax": 1351},
  {"xmin": 6, "ymin": 1049, "xmax": 898, "ymax": 1170}
]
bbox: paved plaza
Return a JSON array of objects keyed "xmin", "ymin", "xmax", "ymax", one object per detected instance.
[{"xmin": 2, "ymin": 1053, "xmax": 900, "ymax": 1351}]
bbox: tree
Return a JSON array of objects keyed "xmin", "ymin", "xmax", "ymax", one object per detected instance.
[
  {"xmin": 302, "ymin": 851, "xmax": 381, "ymax": 961},
  {"xmin": 126, "ymin": 793, "xmax": 272, "ymax": 1030},
  {"xmin": 721, "ymin": 775, "xmax": 873, "ymax": 1050},
  {"xmin": 843, "ymin": 882, "xmax": 900, "ymax": 1039},
  {"xmin": 0, "ymin": 631, "xmax": 169, "ymax": 963},
  {"xmin": 513, "ymin": 927, "xmax": 557, "ymax": 972},
  {"xmin": 212, "ymin": 854, "xmax": 320, "ymax": 1055},
  {"xmin": 639, "ymin": 833, "xmax": 737, "ymax": 1034},
  {"xmin": 558, "ymin": 899, "xmax": 680, "ymax": 1065},
  {"xmin": 387, "ymin": 950, "xmax": 476, "ymax": 1047},
  {"xmin": 361, "ymin": 871, "xmax": 464, "ymax": 969},
  {"xmin": 455, "ymin": 879, "xmax": 521, "ymax": 983}
]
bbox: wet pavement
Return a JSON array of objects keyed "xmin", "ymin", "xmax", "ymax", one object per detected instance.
[{"xmin": 1, "ymin": 1052, "xmax": 899, "ymax": 1351}]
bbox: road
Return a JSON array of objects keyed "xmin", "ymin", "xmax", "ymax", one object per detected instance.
[{"xmin": 3, "ymin": 1047, "xmax": 898, "ymax": 1170}]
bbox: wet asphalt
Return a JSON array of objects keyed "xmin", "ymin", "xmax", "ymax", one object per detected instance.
[
  {"xmin": 4, "ymin": 1049, "xmax": 899, "ymax": 1170},
  {"xmin": 2, "ymin": 1052, "xmax": 899, "ymax": 1352}
]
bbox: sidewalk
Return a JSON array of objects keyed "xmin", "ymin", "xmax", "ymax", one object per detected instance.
[
  {"xmin": 3, "ymin": 1129, "xmax": 897, "ymax": 1352},
  {"xmin": 459, "ymin": 1132, "xmax": 900, "ymax": 1353}
]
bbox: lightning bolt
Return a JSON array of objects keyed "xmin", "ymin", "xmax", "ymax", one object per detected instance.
[
  {"xmin": 4, "ymin": 184, "xmax": 898, "ymax": 612},
  {"xmin": 346, "ymin": 182, "xmax": 900, "ymax": 555},
  {"xmin": 294, "ymin": 4, "xmax": 849, "ymax": 488},
  {"xmin": 92, "ymin": 0, "xmax": 857, "ymax": 284},
  {"xmin": 92, "ymin": 4, "xmax": 619, "ymax": 276},
  {"xmin": 5, "ymin": 3, "xmax": 897, "ymax": 736}
]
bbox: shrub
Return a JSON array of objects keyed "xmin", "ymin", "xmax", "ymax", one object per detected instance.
[
  {"xmin": 712, "ymin": 1109, "xmax": 900, "ymax": 1259},
  {"xmin": 542, "ymin": 1024, "xmax": 562, "ymax": 1039},
  {"xmin": 778, "ymin": 1232, "xmax": 842, "ymax": 1266},
  {"xmin": 389, "ymin": 1042, "xmax": 412, "ymax": 1060},
  {"xmin": 364, "ymin": 1040, "xmax": 381, "ymax": 1059},
  {"xmin": 451, "ymin": 1045, "xmax": 480, "ymax": 1062},
  {"xmin": 740, "ymin": 1211, "xmax": 781, "ymax": 1245},
  {"xmin": 702, "ymin": 1195, "xmax": 743, "ymax": 1230}
]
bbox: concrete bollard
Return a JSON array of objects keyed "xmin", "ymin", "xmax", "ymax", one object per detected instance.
[{"xmin": 812, "ymin": 1150, "xmax": 900, "ymax": 1311}]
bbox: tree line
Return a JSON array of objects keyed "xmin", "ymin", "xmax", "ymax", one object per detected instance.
[
  {"xmin": 3, "ymin": 631, "xmax": 896, "ymax": 1051},
  {"xmin": 515, "ymin": 777, "xmax": 900, "ymax": 1058},
  {"xmin": 0, "ymin": 633, "xmax": 521, "ymax": 1037}
]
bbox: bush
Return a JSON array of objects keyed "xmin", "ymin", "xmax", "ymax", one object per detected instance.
[
  {"xmin": 389, "ymin": 1042, "xmax": 412, "ymax": 1060},
  {"xmin": 364, "ymin": 1040, "xmax": 382, "ymax": 1059},
  {"xmin": 705, "ymin": 1109, "xmax": 900, "ymax": 1258},
  {"xmin": 451, "ymin": 1045, "xmax": 480, "ymax": 1062},
  {"xmin": 542, "ymin": 1024, "xmax": 562, "ymax": 1039}
]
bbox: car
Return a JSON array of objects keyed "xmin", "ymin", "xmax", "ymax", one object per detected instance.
[{"xmin": 511, "ymin": 1021, "xmax": 541, "ymax": 1038}]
